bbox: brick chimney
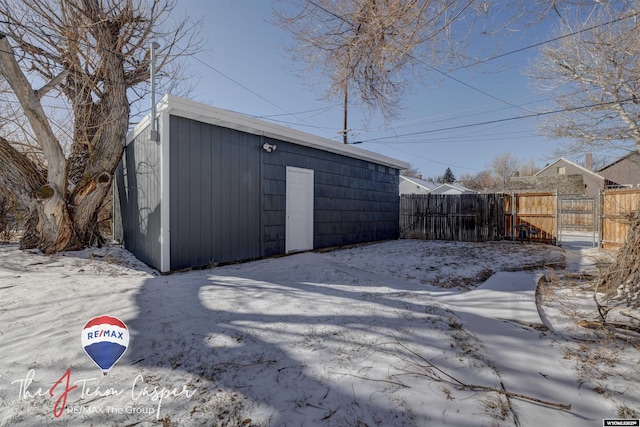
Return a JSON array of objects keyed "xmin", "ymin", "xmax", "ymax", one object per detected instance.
[{"xmin": 585, "ymin": 153, "xmax": 593, "ymax": 171}]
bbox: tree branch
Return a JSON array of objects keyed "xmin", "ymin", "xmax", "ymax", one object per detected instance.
[
  {"xmin": 0, "ymin": 136, "xmax": 46, "ymax": 212},
  {"xmin": 0, "ymin": 36, "xmax": 67, "ymax": 190},
  {"xmin": 34, "ymin": 69, "xmax": 70, "ymax": 100}
]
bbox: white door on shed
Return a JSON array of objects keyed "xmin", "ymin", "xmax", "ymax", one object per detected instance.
[{"xmin": 286, "ymin": 166, "xmax": 314, "ymax": 253}]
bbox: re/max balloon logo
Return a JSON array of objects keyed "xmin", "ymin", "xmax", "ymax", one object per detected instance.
[{"xmin": 81, "ymin": 315, "xmax": 130, "ymax": 375}]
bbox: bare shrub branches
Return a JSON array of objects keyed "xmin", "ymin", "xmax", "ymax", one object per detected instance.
[{"xmin": 595, "ymin": 209, "xmax": 640, "ymax": 317}]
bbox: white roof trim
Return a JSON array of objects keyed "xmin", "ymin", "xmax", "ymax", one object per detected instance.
[
  {"xmin": 128, "ymin": 94, "xmax": 410, "ymax": 170},
  {"xmin": 534, "ymin": 157, "xmax": 604, "ymax": 179}
]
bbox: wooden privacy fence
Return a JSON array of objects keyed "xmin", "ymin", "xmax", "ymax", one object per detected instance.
[
  {"xmin": 401, "ymin": 188, "xmax": 640, "ymax": 249},
  {"xmin": 601, "ymin": 189, "xmax": 640, "ymax": 249},
  {"xmin": 400, "ymin": 193, "xmax": 504, "ymax": 242}
]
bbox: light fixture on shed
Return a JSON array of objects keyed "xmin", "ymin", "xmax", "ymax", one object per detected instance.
[{"xmin": 263, "ymin": 143, "xmax": 277, "ymax": 153}]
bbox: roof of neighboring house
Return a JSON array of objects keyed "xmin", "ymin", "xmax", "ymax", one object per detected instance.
[
  {"xmin": 430, "ymin": 183, "xmax": 476, "ymax": 194},
  {"xmin": 597, "ymin": 151, "xmax": 640, "ymax": 172},
  {"xmin": 129, "ymin": 94, "xmax": 410, "ymax": 170},
  {"xmin": 399, "ymin": 175, "xmax": 439, "ymax": 191},
  {"xmin": 535, "ymin": 157, "xmax": 604, "ymax": 180}
]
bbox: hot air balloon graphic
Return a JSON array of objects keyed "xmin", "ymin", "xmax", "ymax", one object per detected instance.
[{"xmin": 81, "ymin": 315, "xmax": 129, "ymax": 375}]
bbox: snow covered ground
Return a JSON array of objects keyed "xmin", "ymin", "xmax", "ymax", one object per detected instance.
[{"xmin": 0, "ymin": 239, "xmax": 638, "ymax": 426}]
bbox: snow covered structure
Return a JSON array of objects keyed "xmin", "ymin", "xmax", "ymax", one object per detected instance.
[{"xmin": 114, "ymin": 95, "xmax": 409, "ymax": 272}]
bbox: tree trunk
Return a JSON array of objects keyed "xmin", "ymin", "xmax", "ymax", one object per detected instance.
[
  {"xmin": 0, "ymin": 137, "xmax": 117, "ymax": 252},
  {"xmin": 0, "ymin": 21, "xmax": 127, "ymax": 253},
  {"xmin": 0, "ymin": 137, "xmax": 77, "ymax": 252},
  {"xmin": 35, "ymin": 184, "xmax": 76, "ymax": 253}
]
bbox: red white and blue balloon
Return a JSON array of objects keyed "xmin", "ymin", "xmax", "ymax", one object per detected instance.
[{"xmin": 81, "ymin": 315, "xmax": 129, "ymax": 375}]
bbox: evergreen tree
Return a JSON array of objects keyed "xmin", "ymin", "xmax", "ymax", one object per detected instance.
[{"xmin": 442, "ymin": 167, "xmax": 456, "ymax": 183}]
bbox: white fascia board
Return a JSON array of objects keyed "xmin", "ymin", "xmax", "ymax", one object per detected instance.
[{"xmin": 150, "ymin": 94, "xmax": 409, "ymax": 170}]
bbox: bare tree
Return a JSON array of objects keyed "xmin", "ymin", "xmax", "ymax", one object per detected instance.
[
  {"xmin": 518, "ymin": 157, "xmax": 539, "ymax": 177},
  {"xmin": 530, "ymin": 2, "xmax": 640, "ymax": 317},
  {"xmin": 490, "ymin": 152, "xmax": 520, "ymax": 190},
  {"xmin": 401, "ymin": 163, "xmax": 422, "ymax": 178},
  {"xmin": 275, "ymin": 1, "xmax": 546, "ymax": 143},
  {"xmin": 529, "ymin": 2, "xmax": 640, "ymax": 156},
  {"xmin": 0, "ymin": 0, "xmax": 200, "ymax": 253},
  {"xmin": 459, "ymin": 170, "xmax": 496, "ymax": 192}
]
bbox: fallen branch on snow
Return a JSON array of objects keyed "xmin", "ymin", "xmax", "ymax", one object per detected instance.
[
  {"xmin": 389, "ymin": 335, "xmax": 571, "ymax": 411},
  {"xmin": 578, "ymin": 320, "xmax": 640, "ymax": 334}
]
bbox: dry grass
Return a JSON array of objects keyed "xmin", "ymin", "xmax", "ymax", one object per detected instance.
[
  {"xmin": 479, "ymin": 392, "xmax": 510, "ymax": 421},
  {"xmin": 538, "ymin": 252, "xmax": 640, "ymax": 420}
]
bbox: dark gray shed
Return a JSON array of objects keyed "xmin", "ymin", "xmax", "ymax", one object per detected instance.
[{"xmin": 115, "ymin": 95, "xmax": 408, "ymax": 272}]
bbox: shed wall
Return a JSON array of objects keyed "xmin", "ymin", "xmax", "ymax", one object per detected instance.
[
  {"xmin": 262, "ymin": 137, "xmax": 399, "ymax": 256},
  {"xmin": 169, "ymin": 115, "xmax": 262, "ymax": 270},
  {"xmin": 120, "ymin": 114, "xmax": 401, "ymax": 271},
  {"xmin": 115, "ymin": 126, "xmax": 163, "ymax": 269}
]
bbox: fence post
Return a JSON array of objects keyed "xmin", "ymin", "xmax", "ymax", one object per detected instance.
[
  {"xmin": 554, "ymin": 190, "xmax": 559, "ymax": 246},
  {"xmin": 595, "ymin": 190, "xmax": 601, "ymax": 248},
  {"xmin": 511, "ymin": 192, "xmax": 515, "ymax": 241}
]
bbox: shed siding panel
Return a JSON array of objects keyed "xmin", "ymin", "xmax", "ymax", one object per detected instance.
[
  {"xmin": 169, "ymin": 116, "xmax": 261, "ymax": 270},
  {"xmin": 115, "ymin": 125, "xmax": 162, "ymax": 269},
  {"xmin": 200, "ymin": 123, "xmax": 213, "ymax": 259}
]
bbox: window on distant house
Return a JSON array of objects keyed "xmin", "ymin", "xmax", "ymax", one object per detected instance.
[{"xmin": 557, "ymin": 166, "xmax": 565, "ymax": 174}]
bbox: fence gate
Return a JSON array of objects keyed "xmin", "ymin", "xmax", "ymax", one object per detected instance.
[
  {"xmin": 558, "ymin": 196, "xmax": 599, "ymax": 247},
  {"xmin": 601, "ymin": 189, "xmax": 640, "ymax": 250},
  {"xmin": 505, "ymin": 192, "xmax": 557, "ymax": 244}
]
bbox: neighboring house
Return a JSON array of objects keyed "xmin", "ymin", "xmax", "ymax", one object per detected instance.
[
  {"xmin": 430, "ymin": 183, "xmax": 476, "ymax": 195},
  {"xmin": 534, "ymin": 157, "xmax": 604, "ymax": 198},
  {"xmin": 399, "ymin": 176, "xmax": 475, "ymax": 195},
  {"xmin": 399, "ymin": 175, "xmax": 439, "ymax": 194},
  {"xmin": 114, "ymin": 95, "xmax": 409, "ymax": 273},
  {"xmin": 598, "ymin": 151, "xmax": 640, "ymax": 189}
]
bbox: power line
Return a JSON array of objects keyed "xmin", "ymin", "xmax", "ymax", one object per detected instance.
[
  {"xmin": 377, "ymin": 141, "xmax": 481, "ymax": 172},
  {"xmin": 255, "ymin": 104, "xmax": 341, "ymax": 118},
  {"xmin": 352, "ymin": 97, "xmax": 637, "ymax": 144},
  {"xmin": 451, "ymin": 10, "xmax": 640, "ymax": 71},
  {"xmin": 410, "ymin": 54, "xmax": 532, "ymax": 113},
  {"xmin": 192, "ymin": 56, "xmax": 293, "ymax": 116},
  {"xmin": 275, "ymin": 13, "xmax": 632, "ymax": 137}
]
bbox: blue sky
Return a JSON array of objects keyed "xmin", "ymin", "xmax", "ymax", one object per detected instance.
[{"xmin": 170, "ymin": 0, "xmax": 583, "ymax": 179}]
